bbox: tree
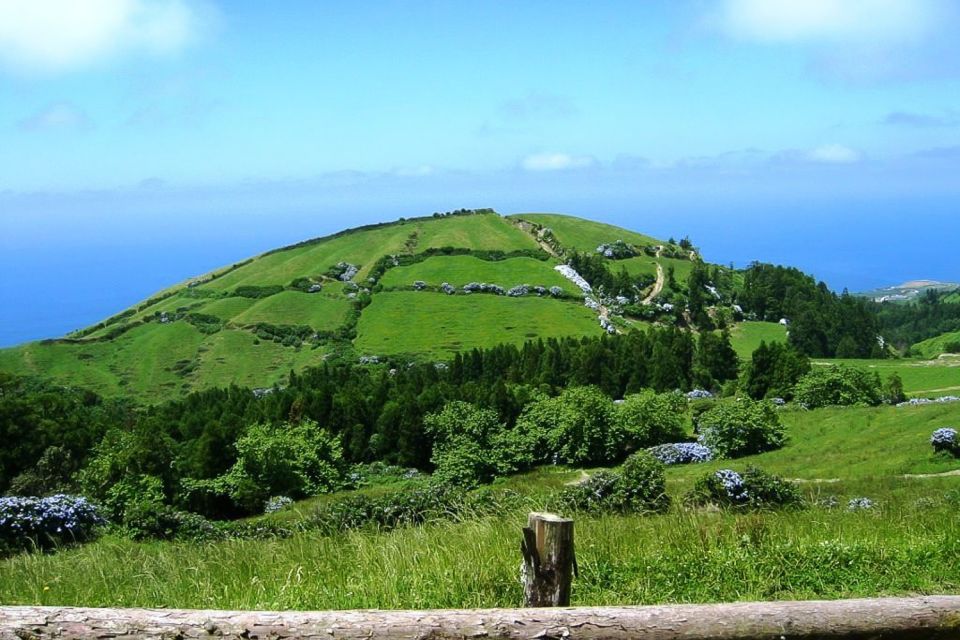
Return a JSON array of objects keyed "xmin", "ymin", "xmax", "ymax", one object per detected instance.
[
  {"xmin": 191, "ymin": 419, "xmax": 344, "ymax": 513},
  {"xmin": 698, "ymin": 399, "xmax": 786, "ymax": 459},
  {"xmin": 424, "ymin": 401, "xmax": 510, "ymax": 488},
  {"xmin": 741, "ymin": 341, "xmax": 810, "ymax": 400},
  {"xmin": 793, "ymin": 366, "xmax": 883, "ymax": 408},
  {"xmin": 616, "ymin": 390, "xmax": 687, "ymax": 449}
]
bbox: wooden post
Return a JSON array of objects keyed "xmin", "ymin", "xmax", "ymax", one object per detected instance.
[{"xmin": 520, "ymin": 511, "xmax": 575, "ymax": 607}]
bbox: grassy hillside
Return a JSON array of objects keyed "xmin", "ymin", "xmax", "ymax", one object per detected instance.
[
  {"xmin": 911, "ymin": 331, "xmax": 960, "ymax": 359},
  {"xmin": 5, "ymin": 402, "xmax": 960, "ymax": 609},
  {"xmin": 355, "ymin": 292, "xmax": 603, "ymax": 359},
  {"xmin": 1, "ymin": 211, "xmax": 680, "ymax": 401},
  {"xmin": 509, "ymin": 213, "xmax": 660, "ymax": 251},
  {"xmin": 728, "ymin": 321, "xmax": 788, "ymax": 359}
]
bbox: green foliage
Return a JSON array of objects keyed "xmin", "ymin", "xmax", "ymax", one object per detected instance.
[
  {"xmin": 560, "ymin": 451, "xmax": 669, "ymax": 513},
  {"xmin": 884, "ymin": 373, "xmax": 907, "ymax": 405},
  {"xmin": 793, "ymin": 366, "xmax": 883, "ymax": 408},
  {"xmin": 424, "ymin": 402, "xmax": 510, "ymax": 488},
  {"xmin": 234, "ymin": 285, "xmax": 285, "ymax": 299},
  {"xmin": 697, "ymin": 399, "xmax": 786, "ymax": 459},
  {"xmin": 687, "ymin": 466, "xmax": 803, "ymax": 510},
  {"xmin": 616, "ymin": 390, "xmax": 687, "ymax": 448},
  {"xmin": 741, "ymin": 341, "xmax": 810, "ymax": 400},
  {"xmin": 517, "ymin": 386, "xmax": 623, "ymax": 466},
  {"xmin": 188, "ymin": 420, "xmax": 344, "ymax": 513}
]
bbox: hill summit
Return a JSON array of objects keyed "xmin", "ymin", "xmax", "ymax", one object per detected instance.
[{"xmin": 0, "ymin": 210, "xmax": 708, "ymax": 401}]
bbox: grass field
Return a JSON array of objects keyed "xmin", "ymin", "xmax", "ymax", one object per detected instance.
[
  {"xmin": 232, "ymin": 292, "xmax": 352, "ymax": 330},
  {"xmin": 355, "ymin": 292, "xmax": 603, "ymax": 359},
  {"xmin": 510, "ymin": 213, "xmax": 661, "ymax": 252},
  {"xmin": 379, "ymin": 255, "xmax": 572, "ymax": 292},
  {"xmin": 415, "ymin": 214, "xmax": 539, "ymax": 252},
  {"xmin": 911, "ymin": 331, "xmax": 960, "ymax": 359},
  {"xmin": 728, "ymin": 321, "xmax": 788, "ymax": 359},
  {"xmin": 4, "ymin": 401, "xmax": 960, "ymax": 610},
  {"xmin": 614, "ymin": 256, "xmax": 660, "ymax": 278},
  {"xmin": 813, "ymin": 358, "xmax": 960, "ymax": 395}
]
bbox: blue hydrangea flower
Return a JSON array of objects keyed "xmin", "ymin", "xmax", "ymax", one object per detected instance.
[
  {"xmin": 714, "ymin": 469, "xmax": 749, "ymax": 502},
  {"xmin": 648, "ymin": 443, "xmax": 713, "ymax": 465}
]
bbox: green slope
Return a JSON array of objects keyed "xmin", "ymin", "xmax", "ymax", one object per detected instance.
[
  {"xmin": 355, "ymin": 292, "xmax": 603, "ymax": 359},
  {"xmin": 509, "ymin": 213, "xmax": 660, "ymax": 251},
  {"xmin": 911, "ymin": 330, "xmax": 960, "ymax": 359},
  {"xmin": 4, "ymin": 211, "xmax": 647, "ymax": 401}
]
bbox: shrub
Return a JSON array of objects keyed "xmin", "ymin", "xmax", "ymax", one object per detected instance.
[
  {"xmin": 793, "ymin": 366, "xmax": 883, "ymax": 408},
  {"xmin": 560, "ymin": 452, "xmax": 669, "ymax": 514},
  {"xmin": 186, "ymin": 419, "xmax": 344, "ymax": 513},
  {"xmin": 647, "ymin": 442, "xmax": 713, "ymax": 465},
  {"xmin": 614, "ymin": 450, "xmax": 670, "ymax": 512},
  {"xmin": 0, "ymin": 494, "xmax": 105, "ymax": 554},
  {"xmin": 848, "ymin": 497, "xmax": 875, "ymax": 511},
  {"xmin": 516, "ymin": 386, "xmax": 623, "ymax": 466},
  {"xmin": 311, "ymin": 483, "xmax": 468, "ymax": 533},
  {"xmin": 687, "ymin": 467, "xmax": 801, "ymax": 510},
  {"xmin": 424, "ymin": 402, "xmax": 514, "ymax": 488},
  {"xmin": 931, "ymin": 428, "xmax": 959, "ymax": 455},
  {"xmin": 264, "ymin": 496, "xmax": 294, "ymax": 513},
  {"xmin": 617, "ymin": 390, "xmax": 687, "ymax": 449},
  {"xmin": 122, "ymin": 503, "xmax": 218, "ymax": 542},
  {"xmin": 697, "ymin": 399, "xmax": 786, "ymax": 458}
]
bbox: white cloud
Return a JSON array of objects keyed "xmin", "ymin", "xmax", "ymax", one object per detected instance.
[
  {"xmin": 0, "ymin": 0, "xmax": 209, "ymax": 73},
  {"xmin": 716, "ymin": 0, "xmax": 944, "ymax": 44},
  {"xmin": 521, "ymin": 152, "xmax": 596, "ymax": 172},
  {"xmin": 807, "ymin": 144, "xmax": 861, "ymax": 164},
  {"xmin": 18, "ymin": 102, "xmax": 93, "ymax": 131}
]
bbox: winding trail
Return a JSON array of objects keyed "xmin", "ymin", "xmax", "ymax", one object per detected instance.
[{"xmin": 641, "ymin": 246, "xmax": 665, "ymax": 305}]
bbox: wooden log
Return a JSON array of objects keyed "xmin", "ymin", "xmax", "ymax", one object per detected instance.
[
  {"xmin": 521, "ymin": 511, "xmax": 575, "ymax": 607},
  {"xmin": 4, "ymin": 597, "xmax": 960, "ymax": 640}
]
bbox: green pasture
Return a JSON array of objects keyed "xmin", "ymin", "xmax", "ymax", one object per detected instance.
[
  {"xmin": 728, "ymin": 321, "xmax": 788, "ymax": 359},
  {"xmin": 232, "ymin": 291, "xmax": 352, "ymax": 330},
  {"xmin": 354, "ymin": 292, "xmax": 603, "ymax": 359},
  {"xmin": 379, "ymin": 255, "xmax": 571, "ymax": 292},
  {"xmin": 509, "ymin": 213, "xmax": 661, "ymax": 252}
]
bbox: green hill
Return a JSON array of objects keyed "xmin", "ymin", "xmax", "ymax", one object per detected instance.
[{"xmin": 0, "ymin": 210, "xmax": 709, "ymax": 402}]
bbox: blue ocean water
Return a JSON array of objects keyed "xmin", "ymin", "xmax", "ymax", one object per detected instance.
[{"xmin": 1, "ymin": 197, "xmax": 957, "ymax": 347}]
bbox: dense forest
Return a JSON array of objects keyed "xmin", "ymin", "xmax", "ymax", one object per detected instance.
[
  {"xmin": 872, "ymin": 289, "xmax": 960, "ymax": 352},
  {"xmin": 0, "ymin": 325, "xmax": 739, "ymax": 517}
]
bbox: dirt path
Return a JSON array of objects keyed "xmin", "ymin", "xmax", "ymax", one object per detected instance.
[
  {"xmin": 900, "ymin": 469, "xmax": 960, "ymax": 479},
  {"xmin": 641, "ymin": 247, "xmax": 665, "ymax": 305},
  {"xmin": 512, "ymin": 219, "xmax": 560, "ymax": 258}
]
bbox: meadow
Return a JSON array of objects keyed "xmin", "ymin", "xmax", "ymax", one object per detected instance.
[
  {"xmin": 354, "ymin": 292, "xmax": 603, "ymax": 359},
  {"xmin": 509, "ymin": 213, "xmax": 660, "ymax": 252},
  {"xmin": 379, "ymin": 255, "xmax": 573, "ymax": 293},
  {"xmin": 3, "ymin": 402, "xmax": 959, "ymax": 610}
]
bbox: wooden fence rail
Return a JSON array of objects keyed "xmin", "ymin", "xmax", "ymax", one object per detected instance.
[{"xmin": 4, "ymin": 597, "xmax": 960, "ymax": 640}]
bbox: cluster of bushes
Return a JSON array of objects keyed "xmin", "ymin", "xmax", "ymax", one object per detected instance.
[
  {"xmin": 0, "ymin": 494, "xmax": 105, "ymax": 555},
  {"xmin": 184, "ymin": 312, "xmax": 223, "ymax": 335},
  {"xmin": 686, "ymin": 467, "xmax": 802, "ymax": 510},
  {"xmin": 793, "ymin": 366, "xmax": 884, "ymax": 408},
  {"xmin": 697, "ymin": 399, "xmax": 786, "ymax": 459},
  {"xmin": 596, "ymin": 240, "xmax": 637, "ymax": 259},
  {"xmin": 253, "ymin": 323, "xmax": 317, "ymax": 347},
  {"xmin": 559, "ymin": 451, "xmax": 669, "ymax": 513},
  {"xmin": 931, "ymin": 428, "xmax": 959, "ymax": 456},
  {"xmin": 234, "ymin": 285, "xmax": 284, "ymax": 299}
]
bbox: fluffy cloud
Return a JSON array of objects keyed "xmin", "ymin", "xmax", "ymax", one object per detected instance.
[
  {"xmin": 18, "ymin": 102, "xmax": 93, "ymax": 132},
  {"xmin": 806, "ymin": 144, "xmax": 861, "ymax": 164},
  {"xmin": 0, "ymin": 0, "xmax": 210, "ymax": 73},
  {"xmin": 521, "ymin": 152, "xmax": 596, "ymax": 171},
  {"xmin": 716, "ymin": 0, "xmax": 944, "ymax": 44}
]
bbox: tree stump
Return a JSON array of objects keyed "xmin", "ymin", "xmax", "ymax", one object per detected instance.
[{"xmin": 520, "ymin": 512, "xmax": 575, "ymax": 607}]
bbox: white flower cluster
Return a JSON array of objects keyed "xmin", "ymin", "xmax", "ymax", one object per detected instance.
[
  {"xmin": 599, "ymin": 317, "xmax": 616, "ymax": 334},
  {"xmin": 898, "ymin": 396, "xmax": 960, "ymax": 407},
  {"xmin": 584, "ymin": 297, "xmax": 601, "ymax": 311},
  {"xmin": 440, "ymin": 282, "xmax": 455, "ymax": 295},
  {"xmin": 463, "ymin": 282, "xmax": 505, "ymax": 295},
  {"xmin": 554, "ymin": 265, "xmax": 592, "ymax": 293},
  {"xmin": 686, "ymin": 389, "xmax": 714, "ymax": 399},
  {"xmin": 413, "ymin": 280, "xmax": 427, "ymax": 290},
  {"xmin": 358, "ymin": 355, "xmax": 380, "ymax": 365},
  {"xmin": 335, "ymin": 262, "xmax": 359, "ymax": 282}
]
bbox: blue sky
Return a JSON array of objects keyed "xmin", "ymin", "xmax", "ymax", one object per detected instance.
[
  {"xmin": 2, "ymin": 0, "xmax": 959, "ymax": 193},
  {"xmin": 1, "ymin": 1, "xmax": 960, "ymax": 345}
]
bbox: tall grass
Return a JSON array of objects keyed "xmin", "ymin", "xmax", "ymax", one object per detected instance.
[{"xmin": 4, "ymin": 478, "xmax": 960, "ymax": 610}]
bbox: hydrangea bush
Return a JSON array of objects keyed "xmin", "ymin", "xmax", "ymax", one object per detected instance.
[
  {"xmin": 697, "ymin": 399, "xmax": 786, "ymax": 459},
  {"xmin": 647, "ymin": 442, "xmax": 713, "ymax": 465},
  {"xmin": 930, "ymin": 428, "xmax": 959, "ymax": 455},
  {"xmin": 847, "ymin": 497, "xmax": 874, "ymax": 511},
  {"xmin": 264, "ymin": 496, "xmax": 294, "ymax": 513},
  {"xmin": 687, "ymin": 466, "xmax": 802, "ymax": 510},
  {"xmin": 0, "ymin": 494, "xmax": 105, "ymax": 554}
]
